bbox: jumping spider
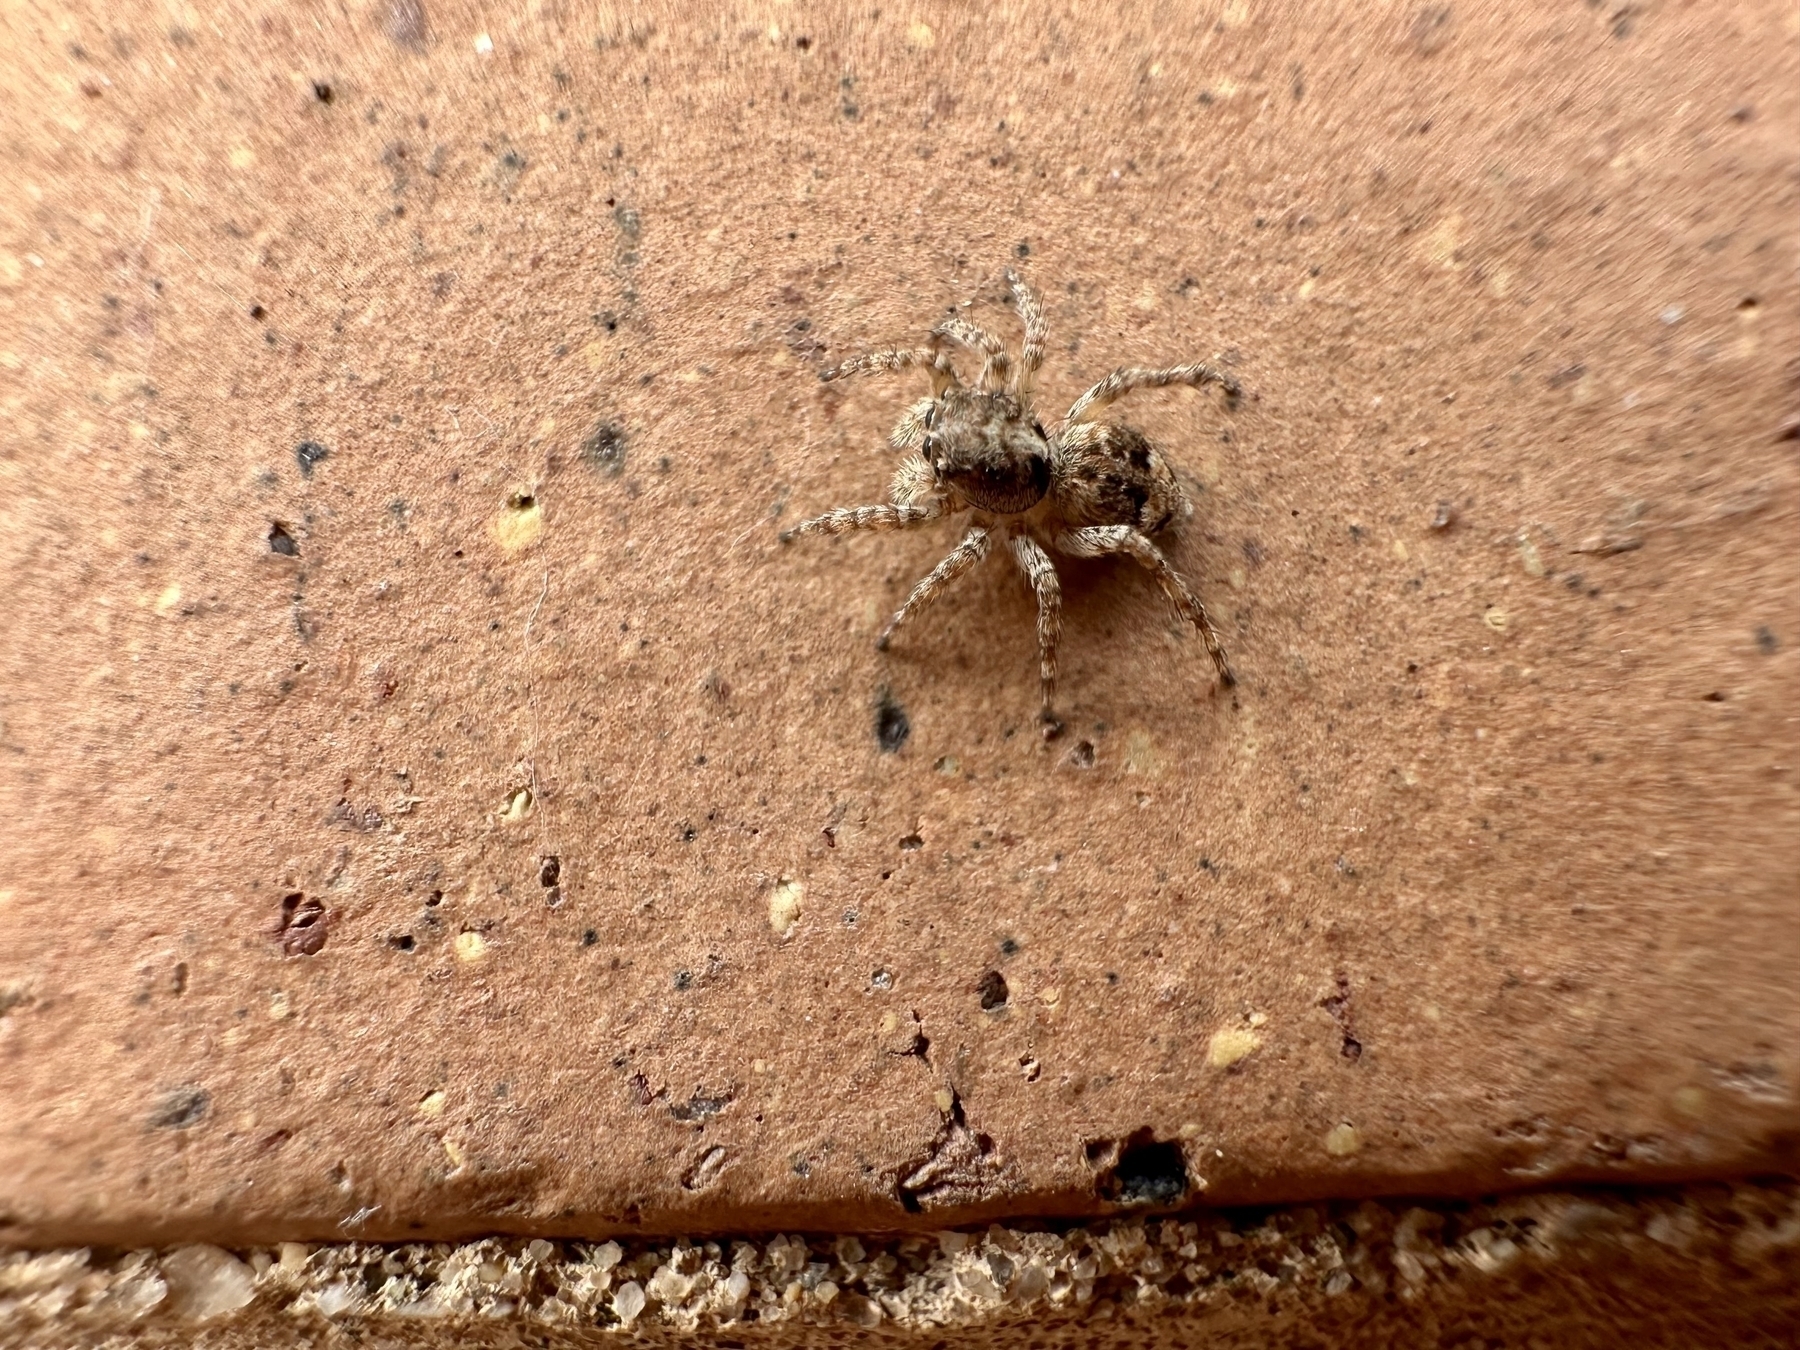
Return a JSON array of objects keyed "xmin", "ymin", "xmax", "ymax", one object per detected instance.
[{"xmin": 782, "ymin": 269, "xmax": 1239, "ymax": 739}]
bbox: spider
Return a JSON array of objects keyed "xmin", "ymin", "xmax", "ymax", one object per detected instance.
[{"xmin": 781, "ymin": 269, "xmax": 1240, "ymax": 739}]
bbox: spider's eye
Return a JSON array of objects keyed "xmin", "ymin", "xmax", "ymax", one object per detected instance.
[
  {"xmin": 922, "ymin": 405, "xmax": 938, "ymax": 431},
  {"xmin": 1032, "ymin": 419, "xmax": 1048, "ymax": 441}
]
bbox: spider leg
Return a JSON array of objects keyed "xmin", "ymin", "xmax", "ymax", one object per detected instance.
[
  {"xmin": 1005, "ymin": 269, "xmax": 1048, "ymax": 406},
  {"xmin": 1009, "ymin": 532, "xmax": 1065, "ymax": 738},
  {"xmin": 822, "ymin": 348, "xmax": 958, "ymax": 396},
  {"xmin": 1063, "ymin": 362, "xmax": 1240, "ymax": 425},
  {"xmin": 1054, "ymin": 525, "xmax": 1236, "ymax": 686},
  {"xmin": 931, "ymin": 318, "xmax": 1012, "ymax": 392},
  {"xmin": 780, "ymin": 500, "xmax": 947, "ymax": 543},
  {"xmin": 876, "ymin": 525, "xmax": 992, "ymax": 651}
]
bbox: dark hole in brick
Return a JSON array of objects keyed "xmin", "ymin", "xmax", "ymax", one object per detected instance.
[
  {"xmin": 1098, "ymin": 1131, "xmax": 1188, "ymax": 1206},
  {"xmin": 1321, "ymin": 973, "xmax": 1364, "ymax": 1059},
  {"xmin": 795, "ymin": 35, "xmax": 811, "ymax": 50},
  {"xmin": 294, "ymin": 440, "xmax": 330, "ymax": 478},
  {"xmin": 313, "ymin": 81, "xmax": 334, "ymax": 103},
  {"xmin": 582, "ymin": 929, "xmax": 598, "ymax": 946},
  {"xmin": 1067, "ymin": 739, "xmax": 1096, "ymax": 769},
  {"xmin": 898, "ymin": 832, "xmax": 923, "ymax": 851},
  {"xmin": 268, "ymin": 522, "xmax": 298, "ymax": 556},
  {"xmin": 425, "ymin": 890, "xmax": 443, "ymax": 906},
  {"xmin": 149, "ymin": 1085, "xmax": 210, "ymax": 1130},
  {"xmin": 170, "ymin": 962, "xmax": 188, "ymax": 995},
  {"xmin": 389, "ymin": 934, "xmax": 415, "ymax": 952},
  {"xmin": 277, "ymin": 892, "xmax": 328, "ymax": 956},
  {"xmin": 875, "ymin": 688, "xmax": 910, "ymax": 753},
  {"xmin": 670, "ymin": 1086, "xmax": 734, "ymax": 1121},
  {"xmin": 539, "ymin": 856, "xmax": 560, "ymax": 887},
  {"xmin": 977, "ymin": 969, "xmax": 1009, "ymax": 1010},
  {"xmin": 249, "ymin": 303, "xmax": 267, "ymax": 320},
  {"xmin": 1703, "ymin": 691, "xmax": 1725, "ymax": 703}
]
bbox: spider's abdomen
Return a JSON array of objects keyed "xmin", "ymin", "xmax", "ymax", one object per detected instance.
[{"xmin": 1050, "ymin": 422, "xmax": 1192, "ymax": 534}]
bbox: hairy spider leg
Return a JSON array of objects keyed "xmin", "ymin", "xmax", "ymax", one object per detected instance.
[
  {"xmin": 1009, "ymin": 532, "xmax": 1065, "ymax": 736},
  {"xmin": 779, "ymin": 500, "xmax": 948, "ymax": 544},
  {"xmin": 821, "ymin": 347, "xmax": 958, "ymax": 396},
  {"xmin": 931, "ymin": 318, "xmax": 1012, "ymax": 392},
  {"xmin": 1005, "ymin": 268, "xmax": 1048, "ymax": 407},
  {"xmin": 1064, "ymin": 363, "xmax": 1240, "ymax": 425},
  {"xmin": 876, "ymin": 526, "xmax": 992, "ymax": 651},
  {"xmin": 1054, "ymin": 525, "xmax": 1236, "ymax": 686}
]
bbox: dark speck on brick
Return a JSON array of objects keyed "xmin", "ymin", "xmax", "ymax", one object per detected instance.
[
  {"xmin": 149, "ymin": 1085, "xmax": 210, "ymax": 1130},
  {"xmin": 295, "ymin": 441, "xmax": 330, "ymax": 478},
  {"xmin": 875, "ymin": 688, "xmax": 910, "ymax": 753},
  {"xmin": 581, "ymin": 420, "xmax": 627, "ymax": 475}
]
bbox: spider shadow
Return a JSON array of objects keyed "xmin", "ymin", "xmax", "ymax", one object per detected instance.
[{"xmin": 872, "ymin": 535, "xmax": 1221, "ymax": 723}]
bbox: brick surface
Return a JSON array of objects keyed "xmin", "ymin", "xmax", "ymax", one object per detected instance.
[{"xmin": 0, "ymin": 0, "xmax": 1796, "ymax": 1252}]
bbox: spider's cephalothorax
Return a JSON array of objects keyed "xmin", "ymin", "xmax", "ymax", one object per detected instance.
[
  {"xmin": 912, "ymin": 388, "xmax": 1051, "ymax": 515},
  {"xmin": 781, "ymin": 269, "xmax": 1241, "ymax": 739}
]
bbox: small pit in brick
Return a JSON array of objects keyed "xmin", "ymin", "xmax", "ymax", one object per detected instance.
[
  {"xmin": 580, "ymin": 419, "xmax": 627, "ymax": 475},
  {"xmin": 1093, "ymin": 1129, "xmax": 1189, "ymax": 1207},
  {"xmin": 268, "ymin": 522, "xmax": 298, "ymax": 556},
  {"xmin": 538, "ymin": 856, "xmax": 564, "ymax": 907},
  {"xmin": 875, "ymin": 688, "xmax": 911, "ymax": 753},
  {"xmin": 149, "ymin": 1085, "xmax": 211, "ymax": 1131},
  {"xmin": 277, "ymin": 892, "xmax": 327, "ymax": 956},
  {"xmin": 977, "ymin": 970, "xmax": 1009, "ymax": 1011},
  {"xmin": 294, "ymin": 440, "xmax": 330, "ymax": 478}
]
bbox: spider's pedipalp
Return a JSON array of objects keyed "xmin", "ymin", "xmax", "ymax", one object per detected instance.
[
  {"xmin": 1005, "ymin": 268, "xmax": 1048, "ymax": 405},
  {"xmin": 1055, "ymin": 525, "xmax": 1235, "ymax": 686},
  {"xmin": 877, "ymin": 525, "xmax": 992, "ymax": 651},
  {"xmin": 889, "ymin": 399, "xmax": 940, "ymax": 453},
  {"xmin": 1064, "ymin": 362, "xmax": 1240, "ymax": 425},
  {"xmin": 889, "ymin": 452, "xmax": 939, "ymax": 507},
  {"xmin": 1009, "ymin": 531, "xmax": 1064, "ymax": 735},
  {"xmin": 822, "ymin": 347, "xmax": 958, "ymax": 395},
  {"xmin": 931, "ymin": 318, "xmax": 1011, "ymax": 392},
  {"xmin": 779, "ymin": 499, "xmax": 947, "ymax": 544}
]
